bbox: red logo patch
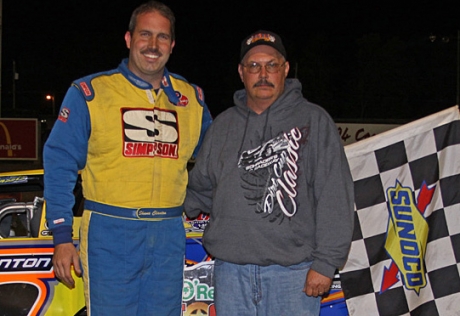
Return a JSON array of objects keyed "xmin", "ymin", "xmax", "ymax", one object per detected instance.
[
  {"xmin": 161, "ymin": 76, "xmax": 169, "ymax": 87},
  {"xmin": 79, "ymin": 82, "xmax": 91, "ymax": 97},
  {"xmin": 196, "ymin": 86, "xmax": 204, "ymax": 102},
  {"xmin": 175, "ymin": 91, "xmax": 189, "ymax": 107},
  {"xmin": 58, "ymin": 107, "xmax": 70, "ymax": 123}
]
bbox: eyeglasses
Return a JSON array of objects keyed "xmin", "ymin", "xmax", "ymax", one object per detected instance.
[{"xmin": 241, "ymin": 61, "xmax": 286, "ymax": 74}]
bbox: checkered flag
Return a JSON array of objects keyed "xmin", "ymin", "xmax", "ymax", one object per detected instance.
[{"xmin": 339, "ymin": 106, "xmax": 460, "ymax": 315}]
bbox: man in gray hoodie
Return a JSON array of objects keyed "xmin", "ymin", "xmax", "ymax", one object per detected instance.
[{"xmin": 185, "ymin": 30, "xmax": 354, "ymax": 316}]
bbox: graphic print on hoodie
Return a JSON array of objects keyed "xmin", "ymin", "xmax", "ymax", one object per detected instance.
[{"xmin": 237, "ymin": 126, "xmax": 308, "ymax": 224}]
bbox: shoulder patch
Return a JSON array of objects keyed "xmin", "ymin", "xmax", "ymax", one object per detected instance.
[
  {"xmin": 72, "ymin": 78, "xmax": 95, "ymax": 101},
  {"xmin": 72, "ymin": 69, "xmax": 118, "ymax": 101},
  {"xmin": 58, "ymin": 107, "xmax": 71, "ymax": 123},
  {"xmin": 192, "ymin": 84, "xmax": 206, "ymax": 106},
  {"xmin": 79, "ymin": 82, "xmax": 92, "ymax": 97}
]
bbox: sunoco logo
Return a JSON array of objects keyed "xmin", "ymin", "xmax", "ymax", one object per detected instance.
[{"xmin": 382, "ymin": 180, "xmax": 434, "ymax": 294}]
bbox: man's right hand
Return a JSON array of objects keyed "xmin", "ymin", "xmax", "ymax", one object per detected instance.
[{"xmin": 52, "ymin": 243, "xmax": 82, "ymax": 289}]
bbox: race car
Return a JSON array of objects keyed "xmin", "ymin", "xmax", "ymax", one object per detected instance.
[
  {"xmin": 0, "ymin": 169, "xmax": 86, "ymax": 316},
  {"xmin": 237, "ymin": 133, "xmax": 290, "ymax": 171}
]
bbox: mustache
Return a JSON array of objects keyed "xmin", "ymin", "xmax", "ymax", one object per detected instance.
[
  {"xmin": 253, "ymin": 79, "xmax": 274, "ymax": 88},
  {"xmin": 141, "ymin": 48, "xmax": 162, "ymax": 56}
]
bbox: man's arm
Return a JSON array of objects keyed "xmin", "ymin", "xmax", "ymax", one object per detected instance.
[
  {"xmin": 185, "ymin": 123, "xmax": 214, "ymax": 218},
  {"xmin": 310, "ymin": 113, "xmax": 355, "ymax": 279},
  {"xmin": 44, "ymin": 85, "xmax": 90, "ymax": 288}
]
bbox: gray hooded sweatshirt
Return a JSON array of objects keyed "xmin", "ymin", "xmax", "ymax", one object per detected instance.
[{"xmin": 185, "ymin": 78, "xmax": 354, "ymax": 278}]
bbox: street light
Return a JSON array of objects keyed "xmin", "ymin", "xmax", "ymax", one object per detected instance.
[{"xmin": 46, "ymin": 94, "xmax": 55, "ymax": 116}]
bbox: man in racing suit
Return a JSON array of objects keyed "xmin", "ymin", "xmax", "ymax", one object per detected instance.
[{"xmin": 43, "ymin": 1, "xmax": 212, "ymax": 315}]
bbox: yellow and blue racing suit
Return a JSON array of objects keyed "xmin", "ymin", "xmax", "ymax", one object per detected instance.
[{"xmin": 43, "ymin": 58, "xmax": 212, "ymax": 315}]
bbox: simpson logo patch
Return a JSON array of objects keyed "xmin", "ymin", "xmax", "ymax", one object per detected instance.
[
  {"xmin": 122, "ymin": 108, "xmax": 179, "ymax": 158},
  {"xmin": 58, "ymin": 107, "xmax": 70, "ymax": 123}
]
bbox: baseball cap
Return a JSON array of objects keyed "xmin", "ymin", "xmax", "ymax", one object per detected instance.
[{"xmin": 240, "ymin": 30, "xmax": 287, "ymax": 61}]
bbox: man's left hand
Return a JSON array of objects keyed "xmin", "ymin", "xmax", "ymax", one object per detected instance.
[{"xmin": 303, "ymin": 269, "xmax": 332, "ymax": 297}]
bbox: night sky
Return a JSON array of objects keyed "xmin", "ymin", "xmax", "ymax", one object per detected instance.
[{"xmin": 1, "ymin": 0, "xmax": 459, "ymax": 121}]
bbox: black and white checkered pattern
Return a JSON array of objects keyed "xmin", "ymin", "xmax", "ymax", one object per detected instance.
[{"xmin": 339, "ymin": 106, "xmax": 460, "ymax": 316}]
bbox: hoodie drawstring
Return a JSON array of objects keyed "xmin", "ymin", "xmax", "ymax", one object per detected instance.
[{"xmin": 237, "ymin": 108, "xmax": 251, "ymax": 158}]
